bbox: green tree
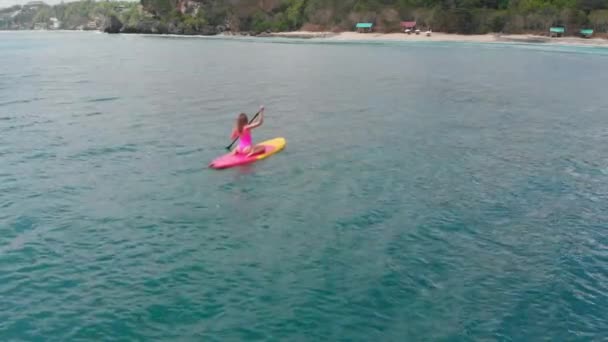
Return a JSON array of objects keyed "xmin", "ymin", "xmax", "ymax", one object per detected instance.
[
  {"xmin": 286, "ymin": 0, "xmax": 305, "ymax": 28},
  {"xmin": 33, "ymin": 7, "xmax": 52, "ymax": 23}
]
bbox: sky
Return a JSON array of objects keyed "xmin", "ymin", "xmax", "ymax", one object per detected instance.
[{"xmin": 0, "ymin": 0, "xmax": 136, "ymax": 8}]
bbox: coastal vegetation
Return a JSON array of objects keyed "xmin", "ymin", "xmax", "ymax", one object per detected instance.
[
  {"xmin": 0, "ymin": 1, "xmax": 137, "ymax": 30},
  {"xmin": 1, "ymin": 0, "xmax": 608, "ymax": 35}
]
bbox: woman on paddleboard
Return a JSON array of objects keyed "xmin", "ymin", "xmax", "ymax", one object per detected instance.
[{"xmin": 231, "ymin": 106, "xmax": 265, "ymax": 156}]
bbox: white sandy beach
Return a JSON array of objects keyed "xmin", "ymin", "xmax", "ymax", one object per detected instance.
[{"xmin": 269, "ymin": 31, "xmax": 608, "ymax": 47}]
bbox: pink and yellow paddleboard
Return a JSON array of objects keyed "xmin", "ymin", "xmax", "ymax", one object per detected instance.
[{"xmin": 209, "ymin": 137, "xmax": 286, "ymax": 169}]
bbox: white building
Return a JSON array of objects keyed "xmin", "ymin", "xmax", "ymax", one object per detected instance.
[{"xmin": 50, "ymin": 17, "xmax": 61, "ymax": 29}]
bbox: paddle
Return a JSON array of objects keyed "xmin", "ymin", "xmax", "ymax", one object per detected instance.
[{"xmin": 225, "ymin": 109, "xmax": 262, "ymax": 151}]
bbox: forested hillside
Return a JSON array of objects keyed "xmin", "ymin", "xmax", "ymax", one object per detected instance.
[
  {"xmin": 0, "ymin": 1, "xmax": 137, "ymax": 30},
  {"xmin": 2, "ymin": 0, "xmax": 608, "ymax": 35},
  {"xmin": 141, "ymin": 0, "xmax": 608, "ymax": 34}
]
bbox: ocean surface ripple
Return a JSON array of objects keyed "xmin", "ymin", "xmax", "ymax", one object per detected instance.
[{"xmin": 1, "ymin": 32, "xmax": 607, "ymax": 340}]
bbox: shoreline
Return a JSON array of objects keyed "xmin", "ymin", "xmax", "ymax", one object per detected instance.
[
  {"xmin": 4, "ymin": 29, "xmax": 608, "ymax": 48},
  {"xmin": 266, "ymin": 31, "xmax": 608, "ymax": 47}
]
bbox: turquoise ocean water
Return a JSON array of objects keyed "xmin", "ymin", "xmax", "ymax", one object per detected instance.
[{"xmin": 1, "ymin": 31, "xmax": 607, "ymax": 340}]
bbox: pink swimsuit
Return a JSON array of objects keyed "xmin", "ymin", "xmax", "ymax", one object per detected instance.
[{"xmin": 237, "ymin": 128, "xmax": 252, "ymax": 153}]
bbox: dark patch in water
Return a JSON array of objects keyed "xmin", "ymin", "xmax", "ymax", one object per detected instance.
[
  {"xmin": 24, "ymin": 152, "xmax": 56, "ymax": 160},
  {"xmin": 12, "ymin": 215, "xmax": 36, "ymax": 233},
  {"xmin": 0, "ymin": 98, "xmax": 42, "ymax": 107},
  {"xmin": 20, "ymin": 74, "xmax": 40, "ymax": 79},
  {"xmin": 69, "ymin": 144, "xmax": 138, "ymax": 159},
  {"xmin": 335, "ymin": 208, "xmax": 389, "ymax": 229},
  {"xmin": 86, "ymin": 97, "xmax": 120, "ymax": 103},
  {"xmin": 175, "ymin": 148, "xmax": 203, "ymax": 156}
]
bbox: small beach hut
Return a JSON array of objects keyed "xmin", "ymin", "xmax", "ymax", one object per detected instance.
[
  {"xmin": 549, "ymin": 27, "xmax": 565, "ymax": 37},
  {"xmin": 355, "ymin": 23, "xmax": 373, "ymax": 33},
  {"xmin": 580, "ymin": 28, "xmax": 593, "ymax": 38},
  {"xmin": 401, "ymin": 21, "xmax": 417, "ymax": 34}
]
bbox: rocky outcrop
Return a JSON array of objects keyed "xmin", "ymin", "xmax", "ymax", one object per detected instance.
[
  {"xmin": 121, "ymin": 19, "xmax": 168, "ymax": 34},
  {"xmin": 199, "ymin": 25, "xmax": 217, "ymax": 35},
  {"xmin": 102, "ymin": 15, "xmax": 122, "ymax": 34},
  {"xmin": 164, "ymin": 21, "xmax": 218, "ymax": 35}
]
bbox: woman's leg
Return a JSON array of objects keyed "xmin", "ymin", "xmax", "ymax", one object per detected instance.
[
  {"xmin": 247, "ymin": 145, "xmax": 265, "ymax": 157},
  {"xmin": 233, "ymin": 146, "xmax": 250, "ymax": 155}
]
